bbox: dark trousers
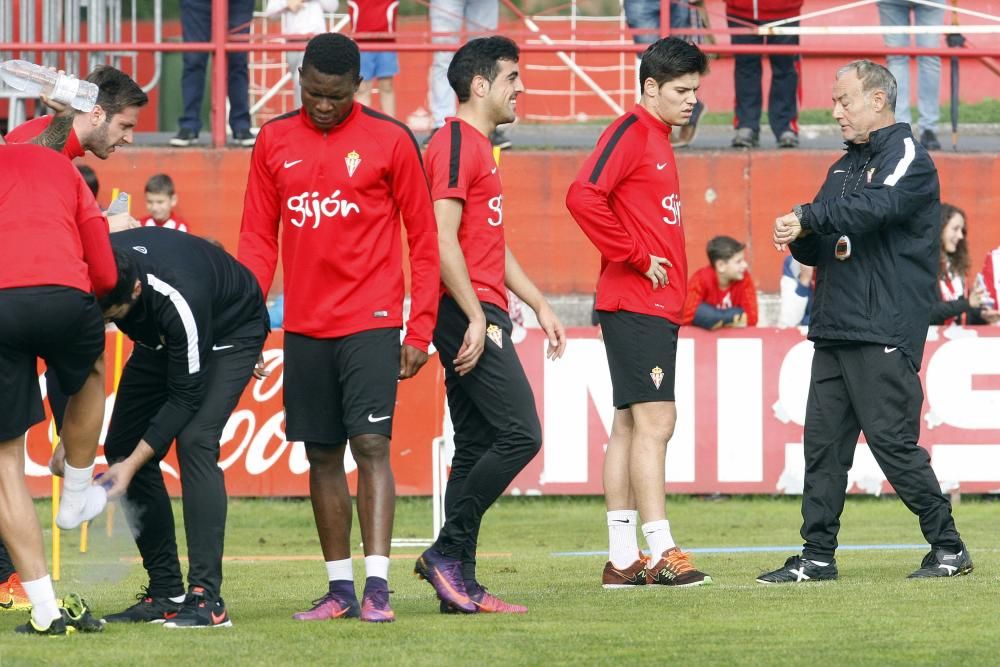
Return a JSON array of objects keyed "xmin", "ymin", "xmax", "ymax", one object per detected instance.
[
  {"xmin": 104, "ymin": 336, "xmax": 264, "ymax": 600},
  {"xmin": 178, "ymin": 0, "xmax": 254, "ymax": 134},
  {"xmin": 432, "ymin": 297, "xmax": 542, "ymax": 581},
  {"xmin": 800, "ymin": 345, "xmax": 962, "ymax": 561},
  {"xmin": 728, "ymin": 16, "xmax": 800, "ymax": 139}
]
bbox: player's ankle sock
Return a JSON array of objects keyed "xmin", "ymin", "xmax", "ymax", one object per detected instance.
[
  {"xmin": 22, "ymin": 575, "xmax": 61, "ymax": 628},
  {"xmin": 56, "ymin": 464, "xmax": 106, "ymax": 529},
  {"xmin": 364, "ymin": 555, "xmax": 389, "ymax": 584},
  {"xmin": 60, "ymin": 462, "xmax": 94, "ymax": 505},
  {"xmin": 325, "ymin": 558, "xmax": 353, "ymax": 588},
  {"xmin": 363, "ymin": 576, "xmax": 388, "ymax": 595},
  {"xmin": 641, "ymin": 519, "xmax": 676, "ymax": 562},
  {"xmin": 607, "ymin": 510, "xmax": 639, "ymax": 569},
  {"xmin": 328, "ymin": 579, "xmax": 356, "ymax": 598}
]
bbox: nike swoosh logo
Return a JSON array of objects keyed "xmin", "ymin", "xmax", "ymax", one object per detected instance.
[
  {"xmin": 834, "ymin": 169, "xmax": 846, "ymax": 173},
  {"xmin": 491, "ymin": 167, "xmax": 497, "ymax": 174},
  {"xmin": 368, "ymin": 414, "xmax": 391, "ymax": 423},
  {"xmin": 284, "ymin": 159, "xmax": 303, "ymax": 169},
  {"xmin": 210, "ymin": 611, "xmax": 227, "ymax": 624},
  {"xmin": 657, "ymin": 162, "xmax": 668, "ymax": 170},
  {"xmin": 212, "ymin": 344, "xmax": 234, "ymax": 351},
  {"xmin": 612, "ymin": 519, "xmax": 631, "ymax": 524},
  {"xmin": 884, "ymin": 346, "xmax": 897, "ymax": 353}
]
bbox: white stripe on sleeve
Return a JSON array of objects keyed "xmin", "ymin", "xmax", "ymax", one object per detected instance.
[
  {"xmin": 147, "ymin": 273, "xmax": 201, "ymax": 374},
  {"xmin": 884, "ymin": 137, "xmax": 915, "ymax": 187}
]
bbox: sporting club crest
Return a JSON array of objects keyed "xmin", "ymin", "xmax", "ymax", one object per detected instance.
[
  {"xmin": 345, "ymin": 150, "xmax": 361, "ymax": 177},
  {"xmin": 486, "ymin": 324, "xmax": 503, "ymax": 349},
  {"xmin": 650, "ymin": 366, "xmax": 664, "ymax": 390}
]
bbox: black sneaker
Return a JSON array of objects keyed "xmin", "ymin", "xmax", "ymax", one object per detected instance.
[
  {"xmin": 60, "ymin": 592, "xmax": 105, "ymax": 632},
  {"xmin": 732, "ymin": 127, "xmax": 759, "ymax": 148},
  {"xmin": 170, "ymin": 128, "xmax": 199, "ymax": 147},
  {"xmin": 756, "ymin": 555, "xmax": 838, "ymax": 584},
  {"xmin": 908, "ymin": 546, "xmax": 973, "ymax": 578},
  {"xmin": 102, "ymin": 587, "xmax": 183, "ymax": 624},
  {"xmin": 14, "ymin": 612, "xmax": 70, "ymax": 636},
  {"xmin": 778, "ymin": 130, "xmax": 799, "ymax": 148},
  {"xmin": 490, "ymin": 128, "xmax": 512, "ymax": 151},
  {"xmin": 162, "ymin": 587, "xmax": 232, "ymax": 629},
  {"xmin": 233, "ymin": 128, "xmax": 256, "ymax": 147},
  {"xmin": 919, "ymin": 128, "xmax": 941, "ymax": 151}
]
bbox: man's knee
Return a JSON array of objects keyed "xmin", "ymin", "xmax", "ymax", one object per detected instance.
[
  {"xmin": 349, "ymin": 434, "xmax": 390, "ymax": 465},
  {"xmin": 304, "ymin": 442, "xmax": 346, "ymax": 470}
]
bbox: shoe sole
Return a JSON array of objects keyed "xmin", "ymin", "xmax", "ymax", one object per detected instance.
[
  {"xmin": 649, "ymin": 576, "xmax": 714, "ymax": 588},
  {"xmin": 163, "ymin": 620, "xmax": 233, "ymax": 629},
  {"xmin": 756, "ymin": 576, "xmax": 836, "ymax": 584},
  {"xmin": 169, "ymin": 140, "xmax": 197, "ymax": 147},
  {"xmin": 601, "ymin": 583, "xmax": 647, "ymax": 590},
  {"xmin": 908, "ymin": 564, "xmax": 973, "ymax": 579}
]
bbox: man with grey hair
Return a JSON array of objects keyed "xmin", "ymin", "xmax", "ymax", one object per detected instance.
[{"xmin": 759, "ymin": 60, "xmax": 971, "ymax": 583}]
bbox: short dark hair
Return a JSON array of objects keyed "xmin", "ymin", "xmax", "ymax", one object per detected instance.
[
  {"xmin": 639, "ymin": 37, "xmax": 708, "ymax": 88},
  {"xmin": 145, "ymin": 173, "xmax": 175, "ymax": 196},
  {"xmin": 77, "ymin": 164, "xmax": 99, "ymax": 197},
  {"xmin": 302, "ymin": 32, "xmax": 360, "ymax": 78},
  {"xmin": 86, "ymin": 66, "xmax": 148, "ymax": 118},
  {"xmin": 448, "ymin": 36, "xmax": 520, "ymax": 103},
  {"xmin": 707, "ymin": 236, "xmax": 745, "ymax": 264},
  {"xmin": 99, "ymin": 247, "xmax": 141, "ymax": 312}
]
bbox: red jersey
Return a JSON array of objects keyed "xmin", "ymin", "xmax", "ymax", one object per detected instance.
[
  {"xmin": 425, "ymin": 118, "xmax": 507, "ymax": 311},
  {"xmin": 238, "ymin": 104, "xmax": 439, "ymax": 350},
  {"xmin": 347, "ymin": 0, "xmax": 398, "ymax": 39},
  {"xmin": 6, "ymin": 115, "xmax": 86, "ymax": 159},
  {"xmin": 142, "ymin": 214, "xmax": 190, "ymax": 233},
  {"xmin": 681, "ymin": 265, "xmax": 759, "ymax": 326},
  {"xmin": 566, "ymin": 104, "xmax": 688, "ymax": 323},
  {"xmin": 0, "ymin": 144, "xmax": 115, "ymax": 295}
]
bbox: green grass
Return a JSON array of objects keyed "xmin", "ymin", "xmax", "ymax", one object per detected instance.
[
  {"xmin": 695, "ymin": 98, "xmax": 1000, "ymax": 126},
  {"xmin": 2, "ymin": 496, "xmax": 997, "ymax": 666}
]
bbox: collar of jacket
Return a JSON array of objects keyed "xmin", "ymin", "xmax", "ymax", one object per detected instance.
[{"xmin": 843, "ymin": 121, "xmax": 912, "ymax": 155}]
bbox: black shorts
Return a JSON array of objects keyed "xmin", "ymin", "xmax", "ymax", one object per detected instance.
[
  {"xmin": 283, "ymin": 328, "xmax": 401, "ymax": 444},
  {"xmin": 598, "ymin": 309, "xmax": 679, "ymax": 408},
  {"xmin": 433, "ymin": 296, "xmax": 541, "ymax": 451},
  {"xmin": 0, "ymin": 286, "xmax": 105, "ymax": 440}
]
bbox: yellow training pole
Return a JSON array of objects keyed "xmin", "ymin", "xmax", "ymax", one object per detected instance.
[
  {"xmin": 105, "ymin": 330, "xmax": 126, "ymax": 537},
  {"xmin": 51, "ymin": 427, "xmax": 61, "ymax": 581}
]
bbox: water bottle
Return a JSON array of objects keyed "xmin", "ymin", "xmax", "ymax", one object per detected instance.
[
  {"xmin": 106, "ymin": 192, "xmax": 131, "ymax": 216},
  {"xmin": 0, "ymin": 60, "xmax": 99, "ymax": 112},
  {"xmin": 975, "ymin": 273, "xmax": 995, "ymax": 310}
]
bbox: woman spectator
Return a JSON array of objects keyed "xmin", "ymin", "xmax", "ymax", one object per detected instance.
[{"xmin": 930, "ymin": 203, "xmax": 989, "ymax": 325}]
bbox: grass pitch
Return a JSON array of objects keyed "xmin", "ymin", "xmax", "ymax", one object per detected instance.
[{"xmin": 1, "ymin": 495, "xmax": 996, "ymax": 666}]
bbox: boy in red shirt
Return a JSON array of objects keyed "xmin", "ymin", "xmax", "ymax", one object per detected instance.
[
  {"xmin": 681, "ymin": 235, "xmax": 758, "ymax": 329},
  {"xmin": 567, "ymin": 37, "xmax": 712, "ymax": 590},
  {"xmin": 142, "ymin": 173, "xmax": 190, "ymax": 233}
]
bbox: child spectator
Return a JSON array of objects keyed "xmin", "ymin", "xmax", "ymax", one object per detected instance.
[
  {"xmin": 77, "ymin": 164, "xmax": 100, "ymax": 198},
  {"xmin": 142, "ymin": 173, "xmax": 189, "ymax": 233},
  {"xmin": 682, "ymin": 235, "xmax": 758, "ymax": 329},
  {"xmin": 349, "ymin": 0, "xmax": 399, "ymax": 117},
  {"xmin": 778, "ymin": 255, "xmax": 813, "ymax": 327}
]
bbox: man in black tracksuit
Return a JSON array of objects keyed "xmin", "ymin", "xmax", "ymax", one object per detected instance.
[
  {"xmin": 96, "ymin": 227, "xmax": 269, "ymax": 626},
  {"xmin": 759, "ymin": 60, "xmax": 970, "ymax": 583}
]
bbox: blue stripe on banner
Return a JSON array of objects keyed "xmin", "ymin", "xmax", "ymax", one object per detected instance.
[{"xmin": 551, "ymin": 544, "xmax": 929, "ymax": 557}]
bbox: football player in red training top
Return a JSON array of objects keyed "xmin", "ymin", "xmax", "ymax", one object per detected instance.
[
  {"xmin": 238, "ymin": 32, "xmax": 439, "ymax": 623},
  {"xmin": 415, "ymin": 36, "xmax": 566, "ymax": 614},
  {"xmin": 566, "ymin": 37, "xmax": 713, "ymax": 590}
]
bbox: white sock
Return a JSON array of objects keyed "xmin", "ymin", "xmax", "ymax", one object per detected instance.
[
  {"xmin": 607, "ymin": 510, "xmax": 639, "ymax": 569},
  {"xmin": 22, "ymin": 575, "xmax": 61, "ymax": 628},
  {"xmin": 364, "ymin": 555, "xmax": 390, "ymax": 582},
  {"xmin": 61, "ymin": 462, "xmax": 95, "ymax": 505},
  {"xmin": 325, "ymin": 558, "xmax": 353, "ymax": 582},
  {"xmin": 641, "ymin": 519, "xmax": 676, "ymax": 562}
]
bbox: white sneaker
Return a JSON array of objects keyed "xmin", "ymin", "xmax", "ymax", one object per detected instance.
[{"xmin": 56, "ymin": 485, "xmax": 108, "ymax": 530}]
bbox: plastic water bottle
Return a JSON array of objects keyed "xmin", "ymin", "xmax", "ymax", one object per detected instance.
[
  {"xmin": 106, "ymin": 192, "xmax": 131, "ymax": 216},
  {"xmin": 0, "ymin": 60, "xmax": 99, "ymax": 112},
  {"xmin": 975, "ymin": 273, "xmax": 995, "ymax": 310}
]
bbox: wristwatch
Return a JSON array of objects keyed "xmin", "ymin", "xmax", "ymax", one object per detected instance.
[
  {"xmin": 792, "ymin": 204, "xmax": 804, "ymax": 224},
  {"xmin": 792, "ymin": 204, "xmax": 811, "ymax": 234}
]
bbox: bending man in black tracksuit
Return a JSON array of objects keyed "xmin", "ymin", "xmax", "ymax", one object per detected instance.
[
  {"xmin": 91, "ymin": 228, "xmax": 269, "ymax": 626},
  {"xmin": 760, "ymin": 60, "xmax": 970, "ymax": 583}
]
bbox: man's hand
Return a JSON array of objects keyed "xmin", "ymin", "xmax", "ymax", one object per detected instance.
[
  {"xmin": 399, "ymin": 344, "xmax": 429, "ymax": 379},
  {"xmin": 536, "ymin": 302, "xmax": 567, "ymax": 361},
  {"xmin": 645, "ymin": 255, "xmax": 673, "ymax": 290},
  {"xmin": 48, "ymin": 443, "xmax": 66, "ymax": 477},
  {"xmin": 454, "ymin": 316, "xmax": 486, "ymax": 376},
  {"xmin": 253, "ymin": 353, "xmax": 271, "ymax": 380},
  {"xmin": 107, "ymin": 212, "xmax": 141, "ymax": 232},
  {"xmin": 39, "ymin": 93, "xmax": 74, "ymax": 118},
  {"xmin": 773, "ymin": 213, "xmax": 803, "ymax": 251},
  {"xmin": 100, "ymin": 461, "xmax": 138, "ymax": 500}
]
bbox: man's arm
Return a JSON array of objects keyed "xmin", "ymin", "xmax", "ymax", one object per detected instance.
[
  {"xmin": 505, "ymin": 246, "xmax": 566, "ymax": 360},
  {"xmin": 237, "ymin": 130, "xmax": 282, "ymax": 296},
  {"xmin": 436, "ymin": 198, "xmax": 487, "ymax": 376}
]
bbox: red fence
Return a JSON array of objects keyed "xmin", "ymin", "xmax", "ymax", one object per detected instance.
[{"xmin": 24, "ymin": 326, "xmax": 1000, "ymax": 497}]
